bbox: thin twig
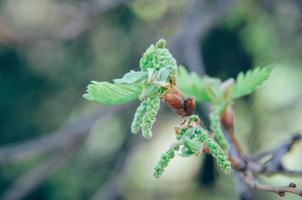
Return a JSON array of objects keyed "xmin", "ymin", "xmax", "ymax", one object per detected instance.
[
  {"xmin": 1, "ymin": 132, "xmax": 86, "ymax": 200},
  {"xmin": 241, "ymin": 170, "xmax": 302, "ymax": 197},
  {"xmin": 0, "ymin": 106, "xmax": 123, "ymax": 164}
]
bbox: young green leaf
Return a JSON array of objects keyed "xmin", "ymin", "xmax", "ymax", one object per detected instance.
[
  {"xmin": 232, "ymin": 67, "xmax": 272, "ymax": 99},
  {"xmin": 176, "ymin": 66, "xmax": 209, "ymax": 102},
  {"xmin": 113, "ymin": 70, "xmax": 147, "ymax": 84},
  {"xmin": 182, "ymin": 136, "xmax": 201, "ymax": 153},
  {"xmin": 139, "ymin": 39, "xmax": 177, "ymax": 74},
  {"xmin": 83, "ymin": 81, "xmax": 142, "ymax": 105}
]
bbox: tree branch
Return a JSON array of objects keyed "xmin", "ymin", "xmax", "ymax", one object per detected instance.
[
  {"xmin": 241, "ymin": 170, "xmax": 302, "ymax": 197},
  {"xmin": 0, "ymin": 106, "xmax": 123, "ymax": 164},
  {"xmin": 1, "ymin": 131, "xmax": 86, "ymax": 200}
]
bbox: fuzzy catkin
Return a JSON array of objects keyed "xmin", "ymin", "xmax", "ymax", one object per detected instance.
[
  {"xmin": 195, "ymin": 128, "xmax": 231, "ymax": 174},
  {"xmin": 139, "ymin": 40, "xmax": 177, "ymax": 74},
  {"xmin": 210, "ymin": 107, "xmax": 228, "ymax": 150},
  {"xmin": 142, "ymin": 96, "xmax": 160, "ymax": 138},
  {"xmin": 131, "ymin": 99, "xmax": 149, "ymax": 134},
  {"xmin": 154, "ymin": 144, "xmax": 180, "ymax": 178}
]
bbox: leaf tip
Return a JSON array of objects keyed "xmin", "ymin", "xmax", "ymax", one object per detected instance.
[{"xmin": 156, "ymin": 39, "xmax": 166, "ymax": 48}]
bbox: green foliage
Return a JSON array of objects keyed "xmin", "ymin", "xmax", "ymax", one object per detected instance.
[
  {"xmin": 84, "ymin": 39, "xmax": 273, "ymax": 179},
  {"xmin": 83, "ymin": 81, "xmax": 142, "ymax": 105},
  {"xmin": 132, "ymin": 39, "xmax": 179, "ymax": 138},
  {"xmin": 154, "ymin": 115, "xmax": 231, "ymax": 178},
  {"xmin": 113, "ymin": 70, "xmax": 148, "ymax": 84},
  {"xmin": 177, "ymin": 66, "xmax": 273, "ymax": 102},
  {"xmin": 205, "ymin": 78, "xmax": 225, "ymax": 104},
  {"xmin": 176, "ymin": 66, "xmax": 209, "ymax": 102},
  {"xmin": 232, "ymin": 67, "xmax": 273, "ymax": 99},
  {"xmin": 140, "ymin": 39, "xmax": 177, "ymax": 74},
  {"xmin": 84, "ymin": 39, "xmax": 179, "ymax": 138}
]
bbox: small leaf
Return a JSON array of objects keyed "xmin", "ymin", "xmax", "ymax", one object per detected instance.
[
  {"xmin": 155, "ymin": 39, "xmax": 166, "ymax": 48},
  {"xmin": 232, "ymin": 67, "xmax": 273, "ymax": 99},
  {"xmin": 176, "ymin": 66, "xmax": 209, "ymax": 102},
  {"xmin": 113, "ymin": 70, "xmax": 147, "ymax": 84},
  {"xmin": 183, "ymin": 136, "xmax": 201, "ymax": 153},
  {"xmin": 178, "ymin": 147, "xmax": 195, "ymax": 157},
  {"xmin": 156, "ymin": 67, "xmax": 170, "ymax": 82},
  {"xmin": 83, "ymin": 81, "xmax": 142, "ymax": 105},
  {"xmin": 205, "ymin": 78, "xmax": 224, "ymax": 104}
]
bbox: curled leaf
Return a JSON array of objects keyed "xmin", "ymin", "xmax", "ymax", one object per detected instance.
[{"xmin": 182, "ymin": 136, "xmax": 201, "ymax": 153}]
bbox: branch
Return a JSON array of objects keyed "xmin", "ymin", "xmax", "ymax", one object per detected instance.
[
  {"xmin": 241, "ymin": 170, "xmax": 302, "ymax": 197},
  {"xmin": 91, "ymin": 136, "xmax": 140, "ymax": 200},
  {"xmin": 53, "ymin": 0, "xmax": 127, "ymax": 41},
  {"xmin": 1, "ymin": 131, "xmax": 85, "ymax": 200},
  {"xmin": 169, "ymin": 0, "xmax": 241, "ymax": 75},
  {"xmin": 227, "ymin": 132, "xmax": 302, "ymax": 198},
  {"xmin": 0, "ymin": 105, "xmax": 128, "ymax": 200},
  {"xmin": 0, "ymin": 106, "xmax": 123, "ymax": 164}
]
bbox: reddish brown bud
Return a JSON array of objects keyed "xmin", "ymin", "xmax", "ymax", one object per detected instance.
[
  {"xmin": 183, "ymin": 97, "xmax": 195, "ymax": 116},
  {"xmin": 161, "ymin": 83, "xmax": 195, "ymax": 117},
  {"xmin": 220, "ymin": 106, "xmax": 233, "ymax": 129}
]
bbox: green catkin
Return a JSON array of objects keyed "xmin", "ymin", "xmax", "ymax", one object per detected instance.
[
  {"xmin": 142, "ymin": 96, "xmax": 160, "ymax": 138},
  {"xmin": 195, "ymin": 128, "xmax": 231, "ymax": 174},
  {"xmin": 131, "ymin": 99, "xmax": 150, "ymax": 134},
  {"xmin": 210, "ymin": 106, "xmax": 228, "ymax": 150},
  {"xmin": 139, "ymin": 39, "xmax": 177, "ymax": 74},
  {"xmin": 154, "ymin": 144, "xmax": 180, "ymax": 178}
]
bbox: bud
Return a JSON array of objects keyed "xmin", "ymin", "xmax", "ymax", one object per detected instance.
[{"xmin": 220, "ymin": 106, "xmax": 234, "ymax": 129}]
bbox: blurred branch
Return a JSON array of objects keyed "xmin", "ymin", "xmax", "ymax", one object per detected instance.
[
  {"xmin": 170, "ymin": 0, "xmax": 241, "ymax": 75},
  {"xmin": 0, "ymin": 106, "xmax": 123, "ymax": 164},
  {"xmin": 0, "ymin": 19, "xmax": 26, "ymax": 46},
  {"xmin": 241, "ymin": 170, "xmax": 302, "ymax": 197},
  {"xmin": 0, "ymin": 0, "xmax": 127, "ymax": 48},
  {"xmin": 53, "ymin": 0, "xmax": 127, "ymax": 41},
  {"xmin": 0, "ymin": 105, "xmax": 125, "ymax": 200},
  {"xmin": 1, "ymin": 131, "xmax": 86, "ymax": 200},
  {"xmin": 91, "ymin": 136, "xmax": 140, "ymax": 200},
  {"xmin": 247, "ymin": 134, "xmax": 302, "ymax": 176},
  {"xmin": 227, "ymin": 130, "xmax": 302, "ymax": 198}
]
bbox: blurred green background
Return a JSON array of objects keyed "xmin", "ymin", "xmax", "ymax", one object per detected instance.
[{"xmin": 0, "ymin": 0, "xmax": 301, "ymax": 199}]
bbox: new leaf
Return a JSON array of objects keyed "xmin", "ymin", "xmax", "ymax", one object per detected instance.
[
  {"xmin": 176, "ymin": 66, "xmax": 209, "ymax": 102},
  {"xmin": 83, "ymin": 81, "xmax": 142, "ymax": 105},
  {"xmin": 113, "ymin": 70, "xmax": 147, "ymax": 84},
  {"xmin": 232, "ymin": 67, "xmax": 272, "ymax": 99}
]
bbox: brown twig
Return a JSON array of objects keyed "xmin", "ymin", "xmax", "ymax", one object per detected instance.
[
  {"xmin": 1, "ymin": 131, "xmax": 86, "ymax": 200},
  {"xmin": 0, "ymin": 106, "xmax": 123, "ymax": 164},
  {"xmin": 224, "ymin": 126, "xmax": 302, "ymax": 198},
  {"xmin": 241, "ymin": 170, "xmax": 302, "ymax": 197}
]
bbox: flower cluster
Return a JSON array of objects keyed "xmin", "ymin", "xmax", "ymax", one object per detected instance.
[
  {"xmin": 153, "ymin": 115, "xmax": 231, "ymax": 178},
  {"xmin": 131, "ymin": 39, "xmax": 179, "ymax": 138},
  {"xmin": 153, "ymin": 143, "xmax": 180, "ymax": 178},
  {"xmin": 210, "ymin": 105, "xmax": 228, "ymax": 150}
]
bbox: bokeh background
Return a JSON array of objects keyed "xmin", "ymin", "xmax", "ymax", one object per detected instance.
[{"xmin": 0, "ymin": 0, "xmax": 302, "ymax": 199}]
